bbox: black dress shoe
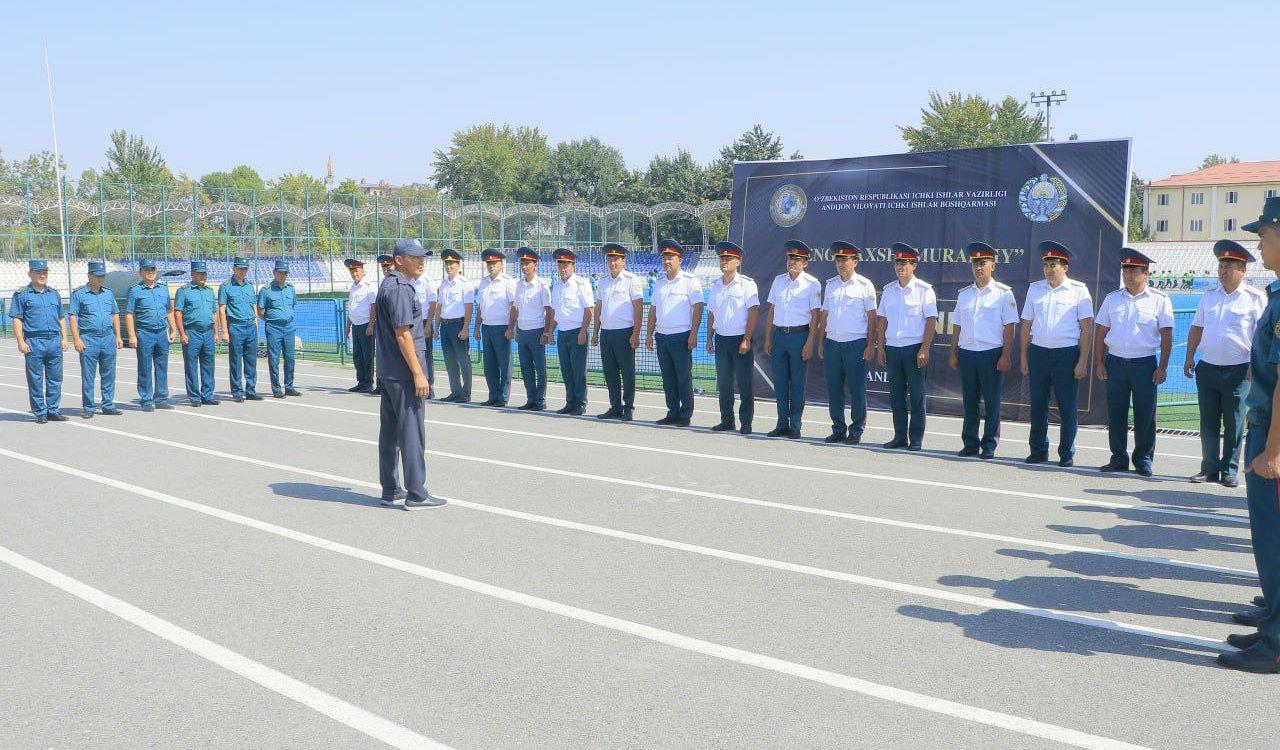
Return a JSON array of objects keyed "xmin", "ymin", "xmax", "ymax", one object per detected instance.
[
  {"xmin": 141, "ymin": 404, "xmax": 155, "ymax": 412},
  {"xmin": 1135, "ymin": 466, "xmax": 1153, "ymax": 477},
  {"xmin": 1058, "ymin": 458, "xmax": 1074, "ymax": 468},
  {"xmin": 245, "ymin": 393, "xmax": 264, "ymax": 401},
  {"xmin": 440, "ymin": 393, "xmax": 458, "ymax": 402},
  {"xmin": 480, "ymin": 398, "xmax": 499, "ymax": 406},
  {"xmin": 1254, "ymin": 595, "xmax": 1267, "ymax": 608},
  {"xmin": 1190, "ymin": 471, "xmax": 1220, "ymax": 484},
  {"xmin": 597, "ymin": 409, "xmax": 622, "ymax": 420},
  {"xmin": 347, "ymin": 384, "xmax": 367, "ymax": 393},
  {"xmin": 528, "ymin": 404, "xmax": 545, "ymax": 411},
  {"xmin": 517, "ymin": 403, "xmax": 535, "ymax": 410},
  {"xmin": 285, "ymin": 388, "xmax": 302, "ymax": 397},
  {"xmin": 655, "ymin": 416, "xmax": 678, "ymax": 425},
  {"xmin": 46, "ymin": 413, "xmax": 67, "ymax": 422},
  {"xmin": 787, "ymin": 430, "xmax": 802, "ymax": 439},
  {"xmin": 555, "ymin": 405, "xmax": 573, "ymax": 414},
  {"xmin": 979, "ymin": 449, "xmax": 995, "ymax": 460},
  {"xmin": 674, "ymin": 418, "xmax": 691, "ymax": 427},
  {"xmin": 101, "ymin": 408, "xmax": 123, "ymax": 416},
  {"xmin": 1217, "ymin": 640, "xmax": 1280, "ymax": 673},
  {"xmin": 883, "ymin": 438, "xmax": 908, "ymax": 449},
  {"xmin": 204, "ymin": 399, "xmax": 221, "ymax": 406},
  {"xmin": 907, "ymin": 443, "xmax": 922, "ymax": 452},
  {"xmin": 493, "ymin": 401, "xmax": 508, "ymax": 408},
  {"xmin": 189, "ymin": 401, "xmax": 203, "ymax": 407},
  {"xmin": 233, "ymin": 395, "xmax": 245, "ymax": 403},
  {"xmin": 81, "ymin": 411, "xmax": 95, "ymax": 419},
  {"xmin": 824, "ymin": 432, "xmax": 846, "ymax": 444},
  {"xmin": 1228, "ymin": 631, "xmax": 1265, "ymax": 649},
  {"xmin": 739, "ymin": 424, "xmax": 752, "ymax": 435},
  {"xmin": 957, "ymin": 447, "xmax": 980, "ymax": 457},
  {"xmin": 35, "ymin": 414, "xmax": 47, "ymax": 424},
  {"xmin": 569, "ymin": 407, "xmax": 586, "ymax": 416},
  {"xmin": 711, "ymin": 422, "xmax": 734, "ymax": 432},
  {"xmin": 1099, "ymin": 462, "xmax": 1128, "ymax": 473},
  {"xmin": 1024, "ymin": 454, "xmax": 1047, "ymax": 464},
  {"xmin": 155, "ymin": 403, "xmax": 174, "ymax": 410},
  {"xmin": 273, "ymin": 392, "xmax": 286, "ymax": 399},
  {"xmin": 845, "ymin": 434, "xmax": 861, "ymax": 446},
  {"xmin": 766, "ymin": 427, "xmax": 790, "ymax": 438},
  {"xmin": 1233, "ymin": 608, "xmax": 1265, "ymax": 627},
  {"xmin": 1222, "ymin": 474, "xmax": 1240, "ymax": 488}
]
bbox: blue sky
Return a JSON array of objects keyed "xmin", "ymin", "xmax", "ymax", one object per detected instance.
[{"xmin": 2, "ymin": 1, "xmax": 1274, "ymax": 188}]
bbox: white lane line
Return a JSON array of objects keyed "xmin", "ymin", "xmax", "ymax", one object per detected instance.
[
  {"xmin": 0, "ymin": 448, "xmax": 1169, "ymax": 750},
  {"xmin": 0, "ymin": 541, "xmax": 451, "ymax": 750},
  {"xmin": 0, "ymin": 412, "xmax": 1240, "ymax": 653},
  {"xmin": 0, "ymin": 381, "xmax": 1248, "ymax": 531}
]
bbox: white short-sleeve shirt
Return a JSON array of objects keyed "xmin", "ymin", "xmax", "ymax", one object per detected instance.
[
  {"xmin": 436, "ymin": 275, "xmax": 475, "ymax": 319},
  {"xmin": 767, "ymin": 272, "xmax": 822, "ymax": 327},
  {"xmin": 515, "ymin": 276, "xmax": 553, "ymax": 331},
  {"xmin": 597, "ymin": 270, "xmax": 643, "ymax": 330},
  {"xmin": 707, "ymin": 273, "xmax": 760, "ymax": 337},
  {"xmin": 475, "ymin": 275, "xmax": 517, "ymax": 326},
  {"xmin": 821, "ymin": 273, "xmax": 877, "ymax": 342},
  {"xmin": 877, "ymin": 277, "xmax": 939, "ymax": 347},
  {"xmin": 954, "ymin": 281, "xmax": 1019, "ymax": 351},
  {"xmin": 410, "ymin": 277, "xmax": 437, "ymax": 326},
  {"xmin": 1095, "ymin": 286, "xmax": 1175, "ymax": 358},
  {"xmin": 652, "ymin": 271, "xmax": 704, "ymax": 334},
  {"xmin": 1192, "ymin": 284, "xmax": 1267, "ymax": 366},
  {"xmin": 1021, "ymin": 278, "xmax": 1094, "ymax": 349},
  {"xmin": 551, "ymin": 274, "xmax": 595, "ymax": 330},
  {"xmin": 346, "ymin": 277, "xmax": 378, "ymax": 325}
]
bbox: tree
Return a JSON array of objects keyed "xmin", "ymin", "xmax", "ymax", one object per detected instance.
[
  {"xmin": 1201, "ymin": 153, "xmax": 1241, "ymax": 169},
  {"xmin": 0, "ymin": 149, "xmax": 68, "ymax": 198},
  {"xmin": 706, "ymin": 124, "xmax": 785, "ymax": 200},
  {"xmin": 541, "ymin": 137, "xmax": 627, "ymax": 204},
  {"xmin": 103, "ymin": 129, "xmax": 173, "ymax": 187},
  {"xmin": 643, "ymin": 149, "xmax": 710, "ymax": 245},
  {"xmin": 899, "ymin": 92, "xmax": 1045, "ymax": 152},
  {"xmin": 1128, "ymin": 173, "xmax": 1150, "ymax": 242},
  {"xmin": 199, "ymin": 165, "xmax": 265, "ymax": 201},
  {"xmin": 431, "ymin": 123, "xmax": 551, "ymax": 203}
]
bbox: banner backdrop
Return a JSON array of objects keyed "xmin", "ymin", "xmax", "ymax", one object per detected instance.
[{"xmin": 729, "ymin": 139, "xmax": 1131, "ymax": 426}]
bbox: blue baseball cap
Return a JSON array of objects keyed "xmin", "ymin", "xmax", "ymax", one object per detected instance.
[
  {"xmin": 190, "ymin": 260, "xmax": 208, "ymax": 273},
  {"xmin": 273, "ymin": 260, "xmax": 290, "ymax": 273},
  {"xmin": 393, "ymin": 238, "xmax": 430, "ymax": 258},
  {"xmin": 232, "ymin": 256, "xmax": 250, "ymax": 269},
  {"xmin": 28, "ymin": 259, "xmax": 49, "ymax": 271},
  {"xmin": 87, "ymin": 261, "xmax": 107, "ymax": 276},
  {"xmin": 139, "ymin": 258, "xmax": 157, "ymax": 269}
]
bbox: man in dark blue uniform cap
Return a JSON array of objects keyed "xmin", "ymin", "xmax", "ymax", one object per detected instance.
[
  {"xmin": 1221, "ymin": 196, "xmax": 1280, "ymax": 672},
  {"xmin": 218, "ymin": 256, "xmax": 261, "ymax": 402},
  {"xmin": 174, "ymin": 260, "xmax": 220, "ymax": 407},
  {"xmin": 69, "ymin": 260, "xmax": 123, "ymax": 418},
  {"xmin": 257, "ymin": 260, "xmax": 301, "ymax": 398},
  {"xmin": 125, "ymin": 258, "xmax": 176, "ymax": 411},
  {"xmin": 9, "ymin": 259, "xmax": 68, "ymax": 422},
  {"xmin": 375, "ymin": 238, "xmax": 444, "ymax": 509}
]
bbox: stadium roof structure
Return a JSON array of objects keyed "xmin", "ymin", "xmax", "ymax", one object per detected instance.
[{"xmin": 1149, "ymin": 160, "xmax": 1280, "ymax": 187}]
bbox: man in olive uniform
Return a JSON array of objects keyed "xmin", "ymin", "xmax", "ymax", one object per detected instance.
[
  {"xmin": 68, "ymin": 261, "xmax": 123, "ymax": 417},
  {"xmin": 174, "ymin": 260, "xmax": 220, "ymax": 406},
  {"xmin": 257, "ymin": 260, "xmax": 301, "ymax": 398},
  {"xmin": 9, "ymin": 259, "xmax": 68, "ymax": 423},
  {"xmin": 375, "ymin": 239, "xmax": 443, "ymax": 509}
]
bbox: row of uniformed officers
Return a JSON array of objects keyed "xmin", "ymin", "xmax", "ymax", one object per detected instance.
[{"xmin": 337, "ymin": 235, "xmax": 1260, "ymax": 483}]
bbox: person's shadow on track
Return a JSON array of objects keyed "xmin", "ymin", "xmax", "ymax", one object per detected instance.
[
  {"xmin": 269, "ymin": 481, "xmax": 392, "ymax": 509},
  {"xmin": 996, "ymin": 548, "xmax": 1257, "ymax": 589}
]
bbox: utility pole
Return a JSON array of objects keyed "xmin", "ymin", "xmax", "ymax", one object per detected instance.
[{"xmin": 1030, "ymin": 90, "xmax": 1068, "ymax": 142}]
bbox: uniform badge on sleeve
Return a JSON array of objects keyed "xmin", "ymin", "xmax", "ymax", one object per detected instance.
[{"xmin": 1274, "ymin": 319, "xmax": 1280, "ymax": 339}]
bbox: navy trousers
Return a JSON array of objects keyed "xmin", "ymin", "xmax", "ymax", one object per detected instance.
[
  {"xmin": 1197, "ymin": 361, "xmax": 1249, "ymax": 477},
  {"xmin": 351, "ymin": 326, "xmax": 375, "ymax": 389},
  {"xmin": 656, "ymin": 331, "xmax": 694, "ymax": 421},
  {"xmin": 135, "ymin": 328, "xmax": 170, "ymax": 406},
  {"xmin": 1105, "ymin": 353, "xmax": 1158, "ymax": 472},
  {"xmin": 79, "ymin": 331, "xmax": 116, "ymax": 412},
  {"xmin": 480, "ymin": 323, "xmax": 512, "ymax": 403},
  {"xmin": 600, "ymin": 328, "xmax": 636, "ymax": 412},
  {"xmin": 1243, "ymin": 423, "xmax": 1280, "ymax": 650},
  {"xmin": 378, "ymin": 377, "xmax": 428, "ymax": 503},
  {"xmin": 885, "ymin": 343, "xmax": 926, "ymax": 445},
  {"xmin": 714, "ymin": 333, "xmax": 754, "ymax": 428},
  {"xmin": 226, "ymin": 321, "xmax": 258, "ymax": 397},
  {"xmin": 770, "ymin": 328, "xmax": 808, "ymax": 431},
  {"xmin": 958, "ymin": 346, "xmax": 1003, "ymax": 453},
  {"xmin": 823, "ymin": 338, "xmax": 867, "ymax": 439},
  {"xmin": 557, "ymin": 328, "xmax": 588, "ymax": 410},
  {"xmin": 23, "ymin": 335, "xmax": 63, "ymax": 416},
  {"xmin": 516, "ymin": 327, "xmax": 547, "ymax": 407},
  {"xmin": 265, "ymin": 323, "xmax": 296, "ymax": 395},
  {"xmin": 1027, "ymin": 344, "xmax": 1080, "ymax": 462},
  {"xmin": 182, "ymin": 327, "xmax": 216, "ymax": 404},
  {"xmin": 439, "ymin": 320, "xmax": 472, "ymax": 401}
]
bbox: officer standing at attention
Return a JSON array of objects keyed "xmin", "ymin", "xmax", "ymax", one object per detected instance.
[
  {"xmin": 1094, "ymin": 249, "xmax": 1173, "ymax": 477},
  {"xmin": 410, "ymin": 266, "xmax": 437, "ymax": 398},
  {"xmin": 593, "ymin": 243, "xmax": 643, "ymax": 421},
  {"xmin": 376, "ymin": 253, "xmax": 394, "ymax": 280},
  {"xmin": 509, "ymin": 247, "xmax": 553, "ymax": 411},
  {"xmin": 706, "ymin": 241, "xmax": 759, "ymax": 434},
  {"xmin": 949, "ymin": 242, "xmax": 1018, "ymax": 459},
  {"xmin": 1218, "ymin": 196, "xmax": 1280, "ymax": 673},
  {"xmin": 551, "ymin": 248, "xmax": 595, "ymax": 415},
  {"xmin": 68, "ymin": 260, "xmax": 123, "ymax": 418},
  {"xmin": 1020, "ymin": 241, "xmax": 1094, "ymax": 467},
  {"xmin": 125, "ymin": 258, "xmax": 176, "ymax": 412},
  {"xmin": 375, "ymin": 239, "xmax": 444, "ymax": 510},
  {"xmin": 474, "ymin": 248, "xmax": 516, "ymax": 407},
  {"xmin": 435, "ymin": 249, "xmax": 474, "ymax": 403},
  {"xmin": 1184, "ymin": 240, "xmax": 1266, "ymax": 487},
  {"xmin": 9, "ymin": 259, "xmax": 68, "ymax": 423},
  {"xmin": 647, "ymin": 239, "xmax": 704, "ymax": 427},
  {"xmin": 217, "ymin": 256, "xmax": 262, "ymax": 403},
  {"xmin": 876, "ymin": 243, "xmax": 938, "ymax": 451},
  {"xmin": 345, "ymin": 258, "xmax": 378, "ymax": 393},
  {"xmin": 763, "ymin": 240, "xmax": 821, "ymax": 438},
  {"xmin": 173, "ymin": 260, "xmax": 220, "ymax": 407},
  {"xmin": 817, "ymin": 241, "xmax": 877, "ymax": 445},
  {"xmin": 256, "ymin": 260, "xmax": 301, "ymax": 398}
]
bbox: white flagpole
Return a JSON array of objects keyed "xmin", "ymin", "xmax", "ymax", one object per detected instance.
[{"xmin": 43, "ymin": 43, "xmax": 72, "ymax": 293}]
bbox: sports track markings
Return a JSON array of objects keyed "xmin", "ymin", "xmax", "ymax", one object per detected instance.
[
  {"xmin": 0, "ymin": 446, "xmax": 1170, "ymax": 749},
  {"xmin": 0, "ymin": 402, "xmax": 1239, "ymax": 654},
  {"xmin": 0, "ymin": 541, "xmax": 453, "ymax": 750}
]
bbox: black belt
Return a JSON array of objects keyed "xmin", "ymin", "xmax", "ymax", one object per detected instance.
[
  {"xmin": 441, "ymin": 317, "xmax": 464, "ymax": 324},
  {"xmin": 774, "ymin": 325, "xmax": 808, "ymax": 334}
]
